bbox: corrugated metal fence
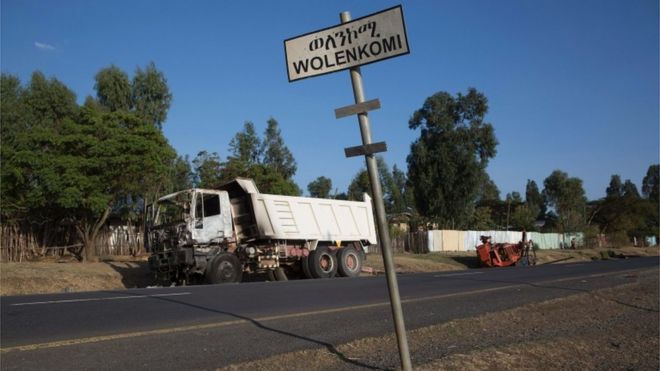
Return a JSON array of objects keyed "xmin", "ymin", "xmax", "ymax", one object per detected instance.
[{"xmin": 425, "ymin": 230, "xmax": 585, "ymax": 251}]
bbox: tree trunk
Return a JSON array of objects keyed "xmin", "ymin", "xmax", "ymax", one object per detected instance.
[{"xmin": 80, "ymin": 206, "xmax": 112, "ymax": 263}]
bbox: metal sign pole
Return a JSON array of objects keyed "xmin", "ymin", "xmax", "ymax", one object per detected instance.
[{"xmin": 340, "ymin": 11, "xmax": 412, "ymax": 371}]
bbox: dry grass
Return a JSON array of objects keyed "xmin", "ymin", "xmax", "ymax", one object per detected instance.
[
  {"xmin": 0, "ymin": 257, "xmax": 152, "ymax": 296},
  {"xmin": 362, "ymin": 246, "xmax": 660, "ymax": 274},
  {"xmin": 1, "ymin": 247, "xmax": 658, "ymax": 296}
]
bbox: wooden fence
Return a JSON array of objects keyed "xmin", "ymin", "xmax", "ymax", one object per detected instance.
[{"xmin": 1, "ymin": 224, "xmax": 144, "ymax": 262}]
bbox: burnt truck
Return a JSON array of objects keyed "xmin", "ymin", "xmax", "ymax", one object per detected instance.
[{"xmin": 145, "ymin": 178, "xmax": 377, "ymax": 285}]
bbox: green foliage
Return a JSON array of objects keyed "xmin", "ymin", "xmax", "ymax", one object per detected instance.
[
  {"xmin": 642, "ymin": 164, "xmax": 659, "ymax": 202},
  {"xmin": 248, "ymin": 164, "xmax": 300, "ymax": 196},
  {"xmin": 594, "ymin": 174, "xmax": 655, "ymax": 241},
  {"xmin": 228, "ymin": 121, "xmax": 261, "ymax": 167},
  {"xmin": 391, "ymin": 164, "xmax": 413, "ymax": 214},
  {"xmin": 642, "ymin": 164, "xmax": 659, "ymax": 239},
  {"xmin": 261, "ymin": 118, "xmax": 297, "ymax": 180},
  {"xmin": 606, "ymin": 174, "xmax": 623, "ymax": 199},
  {"xmin": 308, "ymin": 176, "xmax": 332, "ymax": 198},
  {"xmin": 193, "ymin": 151, "xmax": 224, "ymax": 188},
  {"xmin": 509, "ymin": 203, "xmax": 538, "ymax": 231},
  {"xmin": 477, "ymin": 174, "xmax": 500, "ymax": 202},
  {"xmin": 346, "ymin": 158, "xmax": 414, "ymax": 214},
  {"xmin": 525, "ymin": 179, "xmax": 545, "ymax": 220},
  {"xmin": 168, "ymin": 155, "xmax": 194, "ymax": 192},
  {"xmin": 471, "ymin": 206, "xmax": 496, "ymax": 230},
  {"xmin": 406, "ymin": 88, "xmax": 498, "ymax": 228},
  {"xmin": 189, "ymin": 119, "xmax": 301, "ymax": 195},
  {"xmin": 347, "ymin": 169, "xmax": 370, "ymax": 201},
  {"xmin": 23, "ymin": 71, "xmax": 78, "ymax": 127},
  {"xmin": 542, "ymin": 170, "xmax": 587, "ymax": 232},
  {"xmin": 131, "ymin": 62, "xmax": 172, "ymax": 129},
  {"xmin": 1, "ymin": 71, "xmax": 176, "ymax": 260},
  {"xmin": 94, "ymin": 65, "xmax": 132, "ymax": 112}
]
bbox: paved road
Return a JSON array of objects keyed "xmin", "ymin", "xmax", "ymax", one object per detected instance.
[{"xmin": 1, "ymin": 257, "xmax": 657, "ymax": 370}]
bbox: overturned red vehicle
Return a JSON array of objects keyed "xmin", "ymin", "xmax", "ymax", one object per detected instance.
[{"xmin": 476, "ymin": 233, "xmax": 536, "ymax": 268}]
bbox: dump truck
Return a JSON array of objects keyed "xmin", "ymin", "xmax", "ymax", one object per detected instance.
[{"xmin": 145, "ymin": 178, "xmax": 377, "ymax": 285}]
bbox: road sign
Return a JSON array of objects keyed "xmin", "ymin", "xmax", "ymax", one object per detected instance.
[
  {"xmin": 284, "ymin": 5, "xmax": 409, "ymax": 82},
  {"xmin": 284, "ymin": 6, "xmax": 412, "ymax": 370}
]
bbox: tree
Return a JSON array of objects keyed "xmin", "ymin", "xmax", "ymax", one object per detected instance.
[
  {"xmin": 132, "ymin": 62, "xmax": 172, "ymax": 129},
  {"xmin": 192, "ymin": 151, "xmax": 223, "ymax": 188},
  {"xmin": 406, "ymin": 88, "xmax": 498, "ymax": 228},
  {"xmin": 94, "ymin": 65, "xmax": 132, "ymax": 112},
  {"xmin": 0, "ymin": 74, "xmax": 24, "ymax": 143},
  {"xmin": 1, "ymin": 72, "xmax": 78, "ymax": 223},
  {"xmin": 595, "ymin": 175, "xmax": 650, "ymax": 244},
  {"xmin": 642, "ymin": 164, "xmax": 659, "ymax": 241},
  {"xmin": 391, "ymin": 165, "xmax": 412, "ymax": 214},
  {"xmin": 542, "ymin": 170, "xmax": 587, "ymax": 233},
  {"xmin": 347, "ymin": 170, "xmax": 370, "ymax": 201},
  {"xmin": 1, "ymin": 72, "xmax": 176, "ymax": 260},
  {"xmin": 249, "ymin": 164, "xmax": 300, "ymax": 196},
  {"xmin": 471, "ymin": 206, "xmax": 496, "ymax": 230},
  {"xmin": 509, "ymin": 203, "xmax": 538, "ymax": 231},
  {"xmin": 168, "ymin": 155, "xmax": 194, "ymax": 192},
  {"xmin": 642, "ymin": 164, "xmax": 659, "ymax": 202},
  {"xmin": 346, "ymin": 157, "xmax": 407, "ymax": 214},
  {"xmin": 219, "ymin": 120, "xmax": 300, "ymax": 195},
  {"xmin": 606, "ymin": 175, "xmax": 623, "ymax": 199},
  {"xmin": 477, "ymin": 174, "xmax": 500, "ymax": 203},
  {"xmin": 622, "ymin": 179, "xmax": 640, "ymax": 198},
  {"xmin": 308, "ymin": 176, "xmax": 332, "ymax": 198},
  {"xmin": 261, "ymin": 118, "xmax": 297, "ymax": 180},
  {"xmin": 23, "ymin": 71, "xmax": 78, "ymax": 128},
  {"xmin": 228, "ymin": 122, "xmax": 261, "ymax": 166},
  {"xmin": 525, "ymin": 179, "xmax": 545, "ymax": 220},
  {"xmin": 376, "ymin": 157, "xmax": 397, "ymax": 213}
]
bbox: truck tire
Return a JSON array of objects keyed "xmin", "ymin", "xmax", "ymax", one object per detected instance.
[
  {"xmin": 206, "ymin": 253, "xmax": 243, "ymax": 284},
  {"xmin": 337, "ymin": 246, "xmax": 362, "ymax": 278},
  {"xmin": 301, "ymin": 256, "xmax": 313, "ymax": 279},
  {"xmin": 267, "ymin": 267, "xmax": 288, "ymax": 281},
  {"xmin": 308, "ymin": 245, "xmax": 337, "ymax": 279}
]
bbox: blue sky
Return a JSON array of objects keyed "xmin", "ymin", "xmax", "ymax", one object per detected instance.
[{"xmin": 2, "ymin": 0, "xmax": 658, "ymax": 200}]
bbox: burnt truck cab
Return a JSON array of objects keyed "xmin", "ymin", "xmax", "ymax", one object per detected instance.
[{"xmin": 145, "ymin": 188, "xmax": 234, "ymax": 283}]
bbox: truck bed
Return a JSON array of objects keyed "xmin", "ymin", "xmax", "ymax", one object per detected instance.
[
  {"xmin": 247, "ymin": 193, "xmax": 378, "ymax": 244},
  {"xmin": 219, "ymin": 178, "xmax": 377, "ymax": 245}
]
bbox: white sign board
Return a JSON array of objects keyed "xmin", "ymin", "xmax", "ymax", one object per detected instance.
[{"xmin": 284, "ymin": 5, "xmax": 409, "ymax": 82}]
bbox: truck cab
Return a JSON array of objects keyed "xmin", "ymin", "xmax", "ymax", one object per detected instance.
[{"xmin": 145, "ymin": 189, "xmax": 235, "ymax": 283}]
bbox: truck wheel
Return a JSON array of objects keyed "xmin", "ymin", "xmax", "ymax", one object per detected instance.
[
  {"xmin": 301, "ymin": 256, "xmax": 313, "ymax": 279},
  {"xmin": 206, "ymin": 253, "xmax": 243, "ymax": 284},
  {"xmin": 274, "ymin": 267, "xmax": 288, "ymax": 281},
  {"xmin": 267, "ymin": 267, "xmax": 288, "ymax": 281},
  {"xmin": 308, "ymin": 246, "xmax": 337, "ymax": 279},
  {"xmin": 337, "ymin": 246, "xmax": 362, "ymax": 278}
]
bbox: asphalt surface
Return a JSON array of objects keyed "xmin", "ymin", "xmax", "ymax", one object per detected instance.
[{"xmin": 1, "ymin": 256, "xmax": 658, "ymax": 370}]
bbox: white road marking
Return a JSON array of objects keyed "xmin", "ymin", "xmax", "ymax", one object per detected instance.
[
  {"xmin": 434, "ymin": 272, "xmax": 484, "ymax": 277},
  {"xmin": 11, "ymin": 292, "xmax": 192, "ymax": 306}
]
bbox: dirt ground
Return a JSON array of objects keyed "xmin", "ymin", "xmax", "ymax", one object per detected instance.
[
  {"xmin": 0, "ymin": 247, "xmax": 658, "ymax": 296},
  {"xmin": 220, "ymin": 268, "xmax": 659, "ymax": 370}
]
